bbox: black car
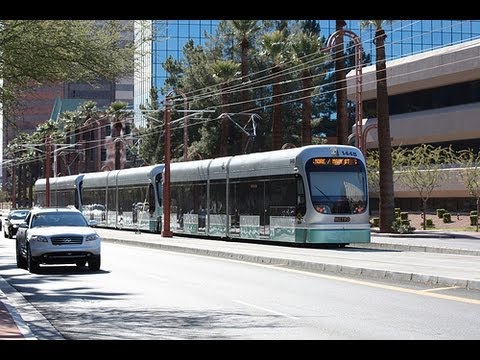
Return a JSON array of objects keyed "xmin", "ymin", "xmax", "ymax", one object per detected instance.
[{"xmin": 4, "ymin": 209, "xmax": 30, "ymax": 239}]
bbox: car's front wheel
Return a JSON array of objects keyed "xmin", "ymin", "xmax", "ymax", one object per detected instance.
[
  {"xmin": 27, "ymin": 246, "xmax": 40, "ymax": 274},
  {"xmin": 16, "ymin": 242, "xmax": 27, "ymax": 269},
  {"xmin": 88, "ymin": 255, "xmax": 101, "ymax": 271}
]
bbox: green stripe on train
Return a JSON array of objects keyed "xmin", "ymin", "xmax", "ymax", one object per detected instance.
[{"xmin": 297, "ymin": 228, "xmax": 371, "ymax": 243}]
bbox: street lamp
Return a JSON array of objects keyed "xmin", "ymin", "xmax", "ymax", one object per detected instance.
[{"xmin": 325, "ymin": 28, "xmax": 364, "ymax": 152}]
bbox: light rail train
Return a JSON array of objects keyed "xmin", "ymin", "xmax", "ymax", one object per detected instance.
[{"xmin": 34, "ymin": 145, "xmax": 371, "ymax": 246}]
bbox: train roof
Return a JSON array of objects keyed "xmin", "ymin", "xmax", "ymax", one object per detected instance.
[
  {"xmin": 170, "ymin": 145, "xmax": 363, "ymax": 182},
  {"xmin": 35, "ymin": 174, "xmax": 84, "ymax": 191},
  {"xmin": 82, "ymin": 165, "xmax": 164, "ymax": 188}
]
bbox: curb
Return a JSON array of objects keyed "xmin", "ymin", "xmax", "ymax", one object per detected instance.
[
  {"xmin": 102, "ymin": 237, "xmax": 480, "ymax": 291},
  {"xmin": 354, "ymin": 242, "xmax": 480, "ymax": 256},
  {"xmin": 0, "ymin": 276, "xmax": 64, "ymax": 340},
  {"xmin": 371, "ymin": 230, "xmax": 480, "ymax": 239}
]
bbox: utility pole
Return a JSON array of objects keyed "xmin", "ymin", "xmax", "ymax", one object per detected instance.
[
  {"xmin": 45, "ymin": 137, "xmax": 51, "ymax": 207},
  {"xmin": 172, "ymin": 90, "xmax": 189, "ymax": 161},
  {"xmin": 326, "ymin": 27, "xmax": 363, "ymax": 152},
  {"xmin": 162, "ymin": 92, "xmax": 173, "ymax": 237},
  {"xmin": 11, "ymin": 165, "xmax": 16, "ymax": 209}
]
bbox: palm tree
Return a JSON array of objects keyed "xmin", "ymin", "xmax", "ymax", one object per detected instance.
[
  {"xmin": 106, "ymin": 101, "xmax": 131, "ymax": 170},
  {"xmin": 360, "ymin": 20, "xmax": 395, "ymax": 233},
  {"xmin": 210, "ymin": 59, "xmax": 241, "ymax": 156},
  {"xmin": 58, "ymin": 110, "xmax": 82, "ymax": 174},
  {"xmin": 231, "ymin": 20, "xmax": 260, "ymax": 113},
  {"xmin": 290, "ymin": 30, "xmax": 325, "ymax": 146},
  {"xmin": 77, "ymin": 101, "xmax": 100, "ymax": 172},
  {"xmin": 261, "ymin": 30, "xmax": 290, "ymax": 150}
]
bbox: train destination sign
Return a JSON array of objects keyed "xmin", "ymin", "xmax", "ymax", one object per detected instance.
[{"xmin": 312, "ymin": 158, "xmax": 359, "ymax": 166}]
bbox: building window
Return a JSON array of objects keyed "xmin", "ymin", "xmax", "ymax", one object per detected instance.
[
  {"xmin": 101, "ymin": 148, "xmax": 107, "ymax": 161},
  {"xmin": 105, "ymin": 124, "xmax": 111, "ymax": 137}
]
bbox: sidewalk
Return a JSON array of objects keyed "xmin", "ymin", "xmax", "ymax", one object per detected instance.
[
  {"xmin": 0, "ymin": 295, "xmax": 24, "ymax": 339},
  {"xmin": 2, "ymin": 228, "xmax": 480, "ymax": 340},
  {"xmin": 0, "ymin": 288, "xmax": 35, "ymax": 340}
]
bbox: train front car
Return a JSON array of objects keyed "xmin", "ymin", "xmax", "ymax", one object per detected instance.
[{"xmin": 298, "ymin": 145, "xmax": 370, "ymax": 245}]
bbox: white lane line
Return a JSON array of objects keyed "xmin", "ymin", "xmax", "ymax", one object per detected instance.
[{"xmin": 234, "ymin": 300, "xmax": 299, "ymax": 320}]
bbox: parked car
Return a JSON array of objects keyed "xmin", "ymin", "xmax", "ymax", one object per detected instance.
[
  {"xmin": 15, "ymin": 207, "xmax": 101, "ymax": 273},
  {"xmin": 4, "ymin": 209, "xmax": 30, "ymax": 239}
]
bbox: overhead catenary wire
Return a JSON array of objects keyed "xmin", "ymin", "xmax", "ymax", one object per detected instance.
[{"xmin": 4, "ymin": 20, "xmax": 479, "ymax": 169}]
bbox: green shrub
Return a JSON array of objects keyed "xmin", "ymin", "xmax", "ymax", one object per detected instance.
[
  {"xmin": 436, "ymin": 209, "xmax": 446, "ymax": 218},
  {"xmin": 371, "ymin": 217, "xmax": 380, "ymax": 227},
  {"xmin": 470, "ymin": 215, "xmax": 478, "ymax": 226},
  {"xmin": 394, "ymin": 208, "xmax": 401, "ymax": 218},
  {"xmin": 470, "ymin": 210, "xmax": 477, "ymax": 216},
  {"xmin": 422, "ymin": 218, "xmax": 434, "ymax": 228},
  {"xmin": 400, "ymin": 212, "xmax": 409, "ymax": 220},
  {"xmin": 392, "ymin": 220, "xmax": 415, "ymax": 234},
  {"xmin": 443, "ymin": 213, "xmax": 451, "ymax": 223}
]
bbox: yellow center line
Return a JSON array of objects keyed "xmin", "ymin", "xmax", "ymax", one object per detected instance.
[
  {"xmin": 421, "ymin": 286, "xmax": 463, "ymax": 293},
  {"xmin": 158, "ymin": 248, "xmax": 480, "ymax": 305},
  {"xmin": 266, "ymin": 265, "xmax": 480, "ymax": 305}
]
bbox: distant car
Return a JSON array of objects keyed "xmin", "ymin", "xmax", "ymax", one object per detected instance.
[
  {"xmin": 4, "ymin": 209, "xmax": 30, "ymax": 239},
  {"xmin": 15, "ymin": 207, "xmax": 101, "ymax": 273}
]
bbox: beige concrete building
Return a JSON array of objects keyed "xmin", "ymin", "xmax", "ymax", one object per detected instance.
[
  {"xmin": 347, "ymin": 39, "xmax": 480, "ymax": 211},
  {"xmin": 347, "ymin": 38, "xmax": 480, "ymax": 149}
]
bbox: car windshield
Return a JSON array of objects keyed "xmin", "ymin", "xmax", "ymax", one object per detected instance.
[
  {"xmin": 31, "ymin": 212, "xmax": 88, "ymax": 227},
  {"xmin": 9, "ymin": 211, "xmax": 29, "ymax": 220}
]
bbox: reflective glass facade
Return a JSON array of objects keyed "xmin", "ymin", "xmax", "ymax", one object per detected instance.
[
  {"xmin": 152, "ymin": 20, "xmax": 219, "ymax": 89},
  {"xmin": 334, "ymin": 20, "xmax": 480, "ymax": 62},
  {"xmin": 134, "ymin": 20, "xmax": 480, "ymax": 126}
]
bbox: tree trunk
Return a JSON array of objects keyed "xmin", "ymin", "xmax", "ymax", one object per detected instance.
[
  {"xmin": 114, "ymin": 122, "xmax": 123, "ymax": 170},
  {"xmin": 271, "ymin": 65, "xmax": 283, "ymax": 150},
  {"xmin": 302, "ymin": 70, "xmax": 312, "ymax": 146},
  {"xmin": 240, "ymin": 38, "xmax": 249, "ymax": 150},
  {"xmin": 375, "ymin": 29, "xmax": 395, "ymax": 233},
  {"xmin": 335, "ymin": 20, "xmax": 348, "ymax": 145},
  {"xmin": 423, "ymin": 199, "xmax": 427, "ymax": 230},
  {"xmin": 477, "ymin": 197, "xmax": 479, "ymax": 232}
]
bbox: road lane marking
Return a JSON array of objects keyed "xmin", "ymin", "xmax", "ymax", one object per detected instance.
[
  {"xmin": 420, "ymin": 286, "xmax": 462, "ymax": 293},
  {"xmin": 108, "ymin": 244, "xmax": 480, "ymax": 306},
  {"xmin": 233, "ymin": 300, "xmax": 299, "ymax": 320},
  {"xmin": 260, "ymin": 266, "xmax": 480, "ymax": 305},
  {"xmin": 191, "ymin": 254, "xmax": 480, "ymax": 305}
]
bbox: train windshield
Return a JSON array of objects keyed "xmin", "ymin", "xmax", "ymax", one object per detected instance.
[{"xmin": 306, "ymin": 157, "xmax": 368, "ymax": 215}]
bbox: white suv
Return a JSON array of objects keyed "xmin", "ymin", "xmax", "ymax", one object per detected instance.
[{"xmin": 15, "ymin": 207, "xmax": 101, "ymax": 273}]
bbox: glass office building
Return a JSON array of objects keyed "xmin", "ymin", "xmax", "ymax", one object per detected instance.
[
  {"xmin": 134, "ymin": 19, "xmax": 480, "ymax": 125},
  {"xmin": 134, "ymin": 20, "xmax": 219, "ymax": 125}
]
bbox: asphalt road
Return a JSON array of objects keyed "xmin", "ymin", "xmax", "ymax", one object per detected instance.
[{"xmin": 1, "ymin": 238, "xmax": 480, "ymax": 340}]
